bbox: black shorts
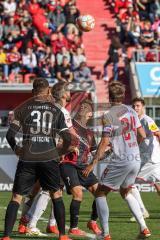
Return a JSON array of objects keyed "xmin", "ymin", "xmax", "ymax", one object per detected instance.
[
  {"xmin": 13, "ymin": 160, "xmax": 60, "ymax": 195},
  {"xmin": 60, "ymin": 163, "xmax": 98, "ymax": 194}
]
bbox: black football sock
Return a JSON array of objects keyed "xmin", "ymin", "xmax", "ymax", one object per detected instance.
[
  {"xmin": 70, "ymin": 199, "xmax": 81, "ymax": 229},
  {"xmin": 52, "ymin": 197, "xmax": 65, "ymax": 235},
  {"xmin": 4, "ymin": 201, "xmax": 20, "ymax": 236},
  {"xmin": 91, "ymin": 199, "xmax": 98, "ymax": 221}
]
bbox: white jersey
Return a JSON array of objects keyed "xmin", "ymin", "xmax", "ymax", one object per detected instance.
[
  {"xmin": 103, "ymin": 104, "xmax": 141, "ymax": 165},
  {"xmin": 139, "ymin": 114, "xmax": 160, "ymax": 164},
  {"xmin": 55, "ymin": 103, "xmax": 72, "ymax": 129}
]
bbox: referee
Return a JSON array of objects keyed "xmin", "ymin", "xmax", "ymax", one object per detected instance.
[{"xmin": 1, "ymin": 78, "xmax": 72, "ymax": 240}]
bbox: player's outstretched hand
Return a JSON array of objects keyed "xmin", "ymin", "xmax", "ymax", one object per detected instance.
[
  {"xmin": 15, "ymin": 146, "xmax": 24, "ymax": 157},
  {"xmin": 82, "ymin": 164, "xmax": 94, "ymax": 177}
]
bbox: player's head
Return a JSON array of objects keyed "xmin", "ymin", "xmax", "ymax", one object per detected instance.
[
  {"xmin": 78, "ymin": 99, "xmax": 93, "ymax": 121},
  {"xmin": 51, "ymin": 82, "xmax": 71, "ymax": 103},
  {"xmin": 32, "ymin": 78, "xmax": 49, "ymax": 95},
  {"xmin": 109, "ymin": 81, "xmax": 125, "ymax": 103},
  {"xmin": 132, "ymin": 97, "xmax": 145, "ymax": 116}
]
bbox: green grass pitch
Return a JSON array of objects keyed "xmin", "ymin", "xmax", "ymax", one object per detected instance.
[{"xmin": 0, "ymin": 192, "xmax": 159, "ymax": 240}]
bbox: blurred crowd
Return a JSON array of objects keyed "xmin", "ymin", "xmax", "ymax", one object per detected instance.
[
  {"xmin": 114, "ymin": 0, "xmax": 160, "ymax": 61},
  {"xmin": 103, "ymin": 0, "xmax": 160, "ymax": 81},
  {"xmin": 0, "ymin": 0, "xmax": 92, "ymax": 83}
]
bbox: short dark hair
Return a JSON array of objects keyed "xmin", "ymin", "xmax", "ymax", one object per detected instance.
[
  {"xmin": 80, "ymin": 99, "xmax": 93, "ymax": 111},
  {"xmin": 33, "ymin": 78, "xmax": 49, "ymax": 93},
  {"xmin": 109, "ymin": 81, "xmax": 125, "ymax": 102},
  {"xmin": 132, "ymin": 97, "xmax": 145, "ymax": 106},
  {"xmin": 51, "ymin": 82, "xmax": 69, "ymax": 100}
]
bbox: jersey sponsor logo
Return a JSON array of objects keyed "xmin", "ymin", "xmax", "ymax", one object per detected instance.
[{"xmin": 148, "ymin": 123, "xmax": 159, "ymax": 132}]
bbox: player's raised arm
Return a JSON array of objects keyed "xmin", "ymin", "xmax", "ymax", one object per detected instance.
[{"xmin": 82, "ymin": 114, "xmax": 112, "ymax": 177}]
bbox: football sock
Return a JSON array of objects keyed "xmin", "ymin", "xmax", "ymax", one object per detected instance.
[
  {"xmin": 91, "ymin": 199, "xmax": 98, "ymax": 221},
  {"xmin": 48, "ymin": 202, "xmax": 56, "ymax": 226},
  {"xmin": 4, "ymin": 201, "xmax": 20, "ymax": 236},
  {"xmin": 96, "ymin": 197, "xmax": 109, "ymax": 236},
  {"xmin": 70, "ymin": 199, "xmax": 81, "ymax": 229},
  {"xmin": 52, "ymin": 197, "xmax": 65, "ymax": 235},
  {"xmin": 125, "ymin": 193, "xmax": 147, "ymax": 231},
  {"xmin": 131, "ymin": 186, "xmax": 147, "ymax": 214},
  {"xmin": 28, "ymin": 191, "xmax": 50, "ymax": 228}
]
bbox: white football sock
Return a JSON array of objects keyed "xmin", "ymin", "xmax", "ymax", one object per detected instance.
[
  {"xmin": 48, "ymin": 202, "xmax": 56, "ymax": 226},
  {"xmin": 28, "ymin": 191, "xmax": 50, "ymax": 228},
  {"xmin": 125, "ymin": 193, "xmax": 147, "ymax": 231},
  {"xmin": 131, "ymin": 186, "xmax": 147, "ymax": 214},
  {"xmin": 96, "ymin": 196, "xmax": 109, "ymax": 236}
]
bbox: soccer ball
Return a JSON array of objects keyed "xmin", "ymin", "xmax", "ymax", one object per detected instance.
[{"xmin": 76, "ymin": 14, "xmax": 95, "ymax": 32}]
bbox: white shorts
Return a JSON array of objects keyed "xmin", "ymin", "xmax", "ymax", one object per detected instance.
[
  {"xmin": 100, "ymin": 161, "xmax": 140, "ymax": 190},
  {"xmin": 137, "ymin": 162, "xmax": 160, "ymax": 183}
]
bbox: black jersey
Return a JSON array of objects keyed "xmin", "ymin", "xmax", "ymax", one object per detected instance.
[
  {"xmin": 63, "ymin": 119, "xmax": 97, "ymax": 168},
  {"xmin": 10, "ymin": 96, "xmax": 68, "ymax": 162}
]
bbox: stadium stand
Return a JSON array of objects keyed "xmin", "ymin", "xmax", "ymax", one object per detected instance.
[{"xmin": 0, "ymin": 0, "xmax": 91, "ymax": 84}]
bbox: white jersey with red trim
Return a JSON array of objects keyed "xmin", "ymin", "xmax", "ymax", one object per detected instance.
[
  {"xmin": 103, "ymin": 104, "xmax": 141, "ymax": 166},
  {"xmin": 139, "ymin": 114, "xmax": 160, "ymax": 164},
  {"xmin": 55, "ymin": 103, "xmax": 72, "ymax": 129}
]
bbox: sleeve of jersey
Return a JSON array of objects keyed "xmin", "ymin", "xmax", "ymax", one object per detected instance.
[
  {"xmin": 134, "ymin": 112, "xmax": 141, "ymax": 129},
  {"xmin": 64, "ymin": 111, "xmax": 72, "ymax": 129},
  {"xmin": 148, "ymin": 119, "xmax": 159, "ymax": 133},
  {"xmin": 10, "ymin": 109, "xmax": 22, "ymax": 130},
  {"xmin": 57, "ymin": 110, "xmax": 69, "ymax": 133},
  {"xmin": 102, "ymin": 114, "xmax": 113, "ymax": 137}
]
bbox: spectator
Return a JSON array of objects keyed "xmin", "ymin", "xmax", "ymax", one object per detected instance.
[
  {"xmin": 37, "ymin": 58, "xmax": 57, "ymax": 83},
  {"xmin": 0, "ymin": 18, "xmax": 3, "ymax": 40},
  {"xmin": 56, "ymin": 56, "xmax": 73, "ymax": 82},
  {"xmin": 135, "ymin": 44, "xmax": 146, "ymax": 61},
  {"xmin": 74, "ymin": 61, "xmax": 91, "ymax": 82},
  {"xmin": 22, "ymin": 47, "xmax": 37, "ymax": 73},
  {"xmin": 0, "ymin": 47, "xmax": 7, "ymax": 81},
  {"xmin": 6, "ymin": 46, "xmax": 21, "ymax": 82},
  {"xmin": 68, "ymin": 34, "xmax": 84, "ymax": 53},
  {"xmin": 3, "ymin": 17, "xmax": 20, "ymax": 39},
  {"xmin": 3, "ymin": 0, "xmax": 17, "ymax": 17},
  {"xmin": 146, "ymin": 44, "xmax": 158, "ymax": 61},
  {"xmin": 72, "ymin": 47, "xmax": 86, "ymax": 69},
  {"xmin": 65, "ymin": 5, "xmax": 80, "ymax": 35},
  {"xmin": 103, "ymin": 36, "xmax": 122, "ymax": 81},
  {"xmin": 56, "ymin": 46, "xmax": 71, "ymax": 65},
  {"xmin": 51, "ymin": 32, "xmax": 68, "ymax": 54},
  {"xmin": 140, "ymin": 20, "xmax": 155, "ymax": 47},
  {"xmin": 48, "ymin": 5, "xmax": 66, "ymax": 33}
]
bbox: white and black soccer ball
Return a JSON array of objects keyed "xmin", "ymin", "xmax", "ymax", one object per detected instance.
[{"xmin": 76, "ymin": 14, "xmax": 95, "ymax": 32}]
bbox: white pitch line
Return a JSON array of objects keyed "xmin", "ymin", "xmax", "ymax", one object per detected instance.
[{"xmin": 0, "ymin": 207, "xmax": 96, "ymax": 239}]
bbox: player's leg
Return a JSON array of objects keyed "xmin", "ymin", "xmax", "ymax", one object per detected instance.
[
  {"xmin": 1, "ymin": 161, "xmax": 36, "ymax": 240},
  {"xmin": 47, "ymin": 202, "xmax": 59, "ymax": 234},
  {"xmin": 60, "ymin": 163, "xmax": 86, "ymax": 236},
  {"xmin": 26, "ymin": 191, "xmax": 51, "ymax": 236},
  {"xmin": 18, "ymin": 181, "xmax": 41, "ymax": 233},
  {"xmin": 120, "ymin": 162, "xmax": 151, "ymax": 238},
  {"xmin": 87, "ymin": 199, "xmax": 102, "ymax": 234},
  {"xmin": 95, "ymin": 184, "xmax": 111, "ymax": 240},
  {"xmin": 79, "ymin": 170, "xmax": 102, "ymax": 235},
  {"xmin": 154, "ymin": 183, "xmax": 160, "ymax": 195},
  {"xmin": 39, "ymin": 161, "xmax": 72, "ymax": 240},
  {"xmin": 130, "ymin": 185, "xmax": 149, "ymax": 222}
]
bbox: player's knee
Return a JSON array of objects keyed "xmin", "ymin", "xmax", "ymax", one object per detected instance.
[
  {"xmin": 88, "ymin": 183, "xmax": 98, "ymax": 195},
  {"xmin": 50, "ymin": 189, "xmax": 62, "ymax": 199},
  {"xmin": 71, "ymin": 186, "xmax": 83, "ymax": 201},
  {"xmin": 12, "ymin": 193, "xmax": 23, "ymax": 204},
  {"xmin": 120, "ymin": 187, "xmax": 131, "ymax": 199}
]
